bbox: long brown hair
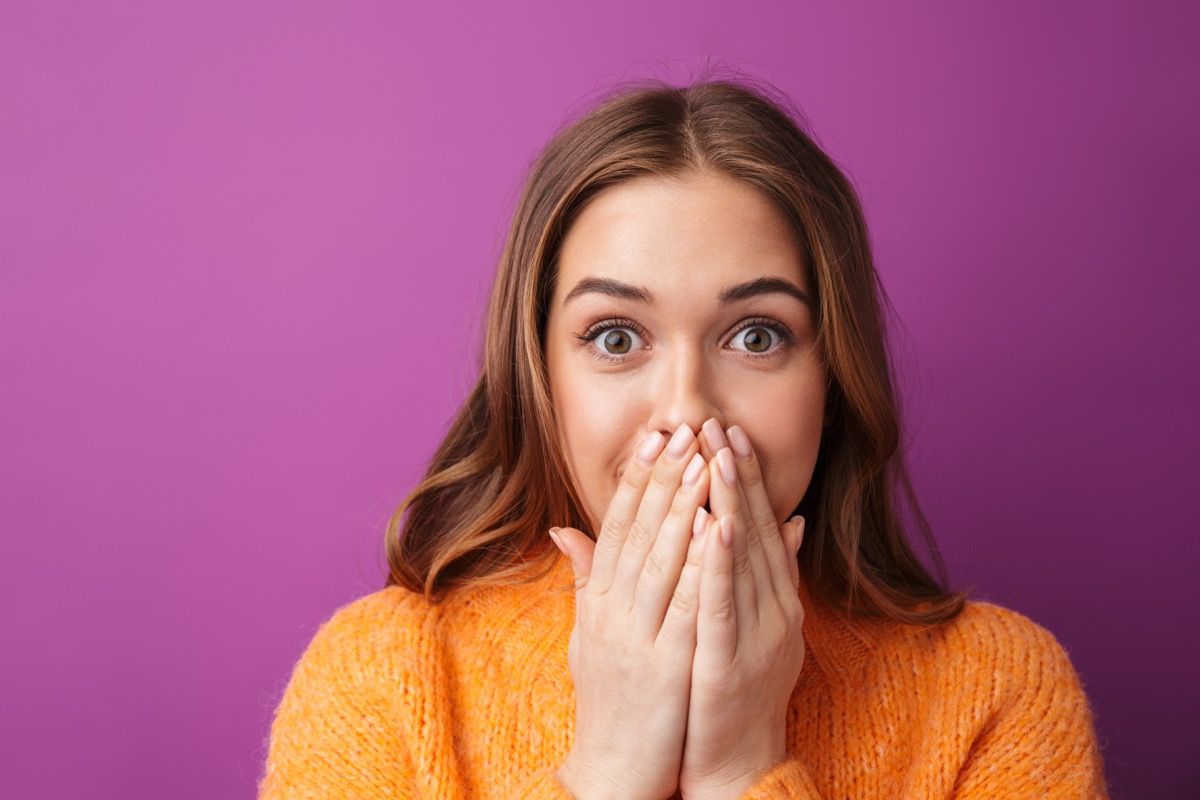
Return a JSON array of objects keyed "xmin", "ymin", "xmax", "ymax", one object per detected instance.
[{"xmin": 384, "ymin": 72, "xmax": 971, "ymax": 625}]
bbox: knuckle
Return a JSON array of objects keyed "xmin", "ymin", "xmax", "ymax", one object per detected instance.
[
  {"xmin": 597, "ymin": 515, "xmax": 626, "ymax": 546},
  {"xmin": 753, "ymin": 509, "xmax": 779, "ymax": 534},
  {"xmin": 619, "ymin": 464, "xmax": 647, "ymax": 494},
  {"xmin": 641, "ymin": 547, "xmax": 668, "ymax": 581},
  {"xmin": 625, "ymin": 517, "xmax": 654, "ymax": 549},
  {"xmin": 669, "ymin": 582, "xmax": 697, "ymax": 616},
  {"xmin": 710, "ymin": 595, "xmax": 736, "ymax": 623},
  {"xmin": 732, "ymin": 549, "xmax": 755, "ymax": 579},
  {"xmin": 649, "ymin": 466, "xmax": 678, "ymax": 492},
  {"xmin": 744, "ymin": 529, "xmax": 764, "ymax": 553}
]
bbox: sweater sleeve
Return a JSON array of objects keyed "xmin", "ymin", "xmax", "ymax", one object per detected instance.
[
  {"xmin": 511, "ymin": 765, "xmax": 586, "ymax": 799},
  {"xmin": 737, "ymin": 757, "xmax": 825, "ymax": 799},
  {"xmin": 950, "ymin": 615, "xmax": 1110, "ymax": 799},
  {"xmin": 256, "ymin": 593, "xmax": 418, "ymax": 800}
]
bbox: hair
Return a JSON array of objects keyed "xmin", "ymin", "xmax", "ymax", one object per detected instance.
[{"xmin": 383, "ymin": 70, "xmax": 972, "ymax": 625}]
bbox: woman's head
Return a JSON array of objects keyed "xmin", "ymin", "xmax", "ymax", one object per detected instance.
[
  {"xmin": 544, "ymin": 168, "xmax": 826, "ymax": 538},
  {"xmin": 386, "ymin": 74, "xmax": 968, "ymax": 623}
]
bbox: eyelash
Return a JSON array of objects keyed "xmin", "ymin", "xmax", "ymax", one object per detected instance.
[{"xmin": 573, "ymin": 316, "xmax": 795, "ymax": 364}]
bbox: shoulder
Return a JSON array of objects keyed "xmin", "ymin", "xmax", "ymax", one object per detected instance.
[
  {"xmin": 895, "ymin": 601, "xmax": 1109, "ymax": 794},
  {"xmin": 291, "ymin": 586, "xmax": 435, "ymax": 682},
  {"xmin": 897, "ymin": 598, "xmax": 1092, "ymax": 705},
  {"xmin": 318, "ymin": 584, "xmax": 433, "ymax": 631},
  {"xmin": 949, "ymin": 598, "xmax": 1079, "ymax": 668}
]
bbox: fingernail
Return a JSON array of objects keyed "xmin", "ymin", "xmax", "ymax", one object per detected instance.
[
  {"xmin": 702, "ymin": 418, "xmax": 728, "ymax": 452},
  {"xmin": 716, "ymin": 448, "xmax": 737, "ymax": 486},
  {"xmin": 666, "ymin": 423, "xmax": 695, "ymax": 461},
  {"xmin": 727, "ymin": 425, "xmax": 753, "ymax": 460},
  {"xmin": 636, "ymin": 431, "xmax": 666, "ymax": 465},
  {"xmin": 719, "ymin": 515, "xmax": 733, "ymax": 548},
  {"xmin": 789, "ymin": 516, "xmax": 806, "ymax": 551},
  {"xmin": 549, "ymin": 529, "xmax": 565, "ymax": 554},
  {"xmin": 681, "ymin": 452, "xmax": 705, "ymax": 489},
  {"xmin": 692, "ymin": 505, "xmax": 708, "ymax": 537}
]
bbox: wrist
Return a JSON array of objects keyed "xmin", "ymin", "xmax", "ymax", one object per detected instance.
[
  {"xmin": 555, "ymin": 753, "xmax": 641, "ymax": 800},
  {"xmin": 681, "ymin": 748, "xmax": 788, "ymax": 800}
]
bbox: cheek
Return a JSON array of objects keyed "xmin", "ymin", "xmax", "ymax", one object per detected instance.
[
  {"xmin": 550, "ymin": 362, "xmax": 645, "ymax": 524},
  {"xmin": 555, "ymin": 373, "xmax": 632, "ymax": 459},
  {"xmin": 748, "ymin": 383, "xmax": 825, "ymax": 521}
]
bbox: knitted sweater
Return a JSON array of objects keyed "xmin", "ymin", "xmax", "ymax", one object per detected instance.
[{"xmin": 257, "ymin": 554, "xmax": 1110, "ymax": 799}]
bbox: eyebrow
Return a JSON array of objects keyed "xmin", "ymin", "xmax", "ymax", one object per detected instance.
[{"xmin": 562, "ymin": 275, "xmax": 812, "ymax": 309}]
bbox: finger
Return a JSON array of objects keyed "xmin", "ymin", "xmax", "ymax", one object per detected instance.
[
  {"xmin": 656, "ymin": 504, "xmax": 710, "ymax": 649},
  {"xmin": 610, "ymin": 424, "xmax": 701, "ymax": 602},
  {"xmin": 632, "ymin": 451, "xmax": 710, "ymax": 637},
  {"xmin": 699, "ymin": 417, "xmax": 727, "ymax": 464},
  {"xmin": 588, "ymin": 429, "xmax": 667, "ymax": 594},
  {"xmin": 708, "ymin": 448, "xmax": 765, "ymax": 627},
  {"xmin": 725, "ymin": 425, "xmax": 793, "ymax": 599},
  {"xmin": 782, "ymin": 518, "xmax": 800, "ymax": 591},
  {"xmin": 550, "ymin": 525, "xmax": 596, "ymax": 594},
  {"xmin": 697, "ymin": 511, "xmax": 736, "ymax": 663}
]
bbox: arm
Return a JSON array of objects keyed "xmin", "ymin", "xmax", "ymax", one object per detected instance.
[
  {"xmin": 732, "ymin": 758, "xmax": 825, "ymax": 799},
  {"xmin": 720, "ymin": 618, "xmax": 1109, "ymax": 800},
  {"xmin": 256, "ymin": 591, "xmax": 584, "ymax": 800},
  {"xmin": 513, "ymin": 766, "xmax": 585, "ymax": 799},
  {"xmin": 256, "ymin": 596, "xmax": 417, "ymax": 800}
]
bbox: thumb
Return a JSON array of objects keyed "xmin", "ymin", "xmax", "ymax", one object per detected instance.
[
  {"xmin": 549, "ymin": 526, "xmax": 595, "ymax": 589},
  {"xmin": 784, "ymin": 516, "xmax": 804, "ymax": 590}
]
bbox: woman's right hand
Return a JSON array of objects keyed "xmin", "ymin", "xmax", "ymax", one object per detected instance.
[{"xmin": 550, "ymin": 423, "xmax": 712, "ymax": 800}]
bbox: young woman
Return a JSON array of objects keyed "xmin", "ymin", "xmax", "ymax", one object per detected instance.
[{"xmin": 258, "ymin": 77, "xmax": 1110, "ymax": 799}]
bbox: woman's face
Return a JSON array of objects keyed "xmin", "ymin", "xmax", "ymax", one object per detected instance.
[{"xmin": 544, "ymin": 170, "xmax": 827, "ymax": 534}]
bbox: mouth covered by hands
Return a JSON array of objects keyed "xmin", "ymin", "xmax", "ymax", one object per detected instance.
[
  {"xmin": 549, "ymin": 418, "xmax": 807, "ymax": 800},
  {"xmin": 677, "ymin": 419, "xmax": 807, "ymax": 800}
]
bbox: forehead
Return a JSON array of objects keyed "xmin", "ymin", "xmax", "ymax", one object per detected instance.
[{"xmin": 554, "ymin": 171, "xmax": 808, "ymax": 299}]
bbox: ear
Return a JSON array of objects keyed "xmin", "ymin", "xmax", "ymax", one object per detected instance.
[{"xmin": 548, "ymin": 527, "xmax": 595, "ymax": 588}]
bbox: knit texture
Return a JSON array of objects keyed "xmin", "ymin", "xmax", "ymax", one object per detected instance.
[{"xmin": 257, "ymin": 554, "xmax": 1110, "ymax": 799}]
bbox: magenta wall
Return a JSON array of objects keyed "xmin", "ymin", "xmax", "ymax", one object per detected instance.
[{"xmin": 2, "ymin": 2, "xmax": 1195, "ymax": 797}]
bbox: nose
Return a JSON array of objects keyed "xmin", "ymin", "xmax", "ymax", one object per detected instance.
[{"xmin": 647, "ymin": 344, "xmax": 724, "ymax": 441}]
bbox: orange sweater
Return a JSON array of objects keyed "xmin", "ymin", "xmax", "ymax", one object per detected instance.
[{"xmin": 257, "ymin": 554, "xmax": 1110, "ymax": 799}]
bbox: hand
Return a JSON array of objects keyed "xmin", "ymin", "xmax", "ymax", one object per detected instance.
[
  {"xmin": 550, "ymin": 423, "xmax": 713, "ymax": 800},
  {"xmin": 677, "ymin": 421, "xmax": 807, "ymax": 800}
]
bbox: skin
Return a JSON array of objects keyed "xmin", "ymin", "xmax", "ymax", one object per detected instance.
[
  {"xmin": 544, "ymin": 168, "xmax": 825, "ymax": 571},
  {"xmin": 544, "ymin": 169, "xmax": 828, "ymax": 798}
]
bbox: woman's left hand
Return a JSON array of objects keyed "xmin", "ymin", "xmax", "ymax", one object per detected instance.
[{"xmin": 678, "ymin": 421, "xmax": 807, "ymax": 800}]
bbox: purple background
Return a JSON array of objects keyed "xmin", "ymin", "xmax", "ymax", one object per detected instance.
[{"xmin": 2, "ymin": 1, "xmax": 1195, "ymax": 797}]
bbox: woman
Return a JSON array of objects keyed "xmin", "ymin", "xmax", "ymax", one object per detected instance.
[{"xmin": 258, "ymin": 77, "xmax": 1110, "ymax": 799}]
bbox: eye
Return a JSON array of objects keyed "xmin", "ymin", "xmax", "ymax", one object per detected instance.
[
  {"xmin": 729, "ymin": 317, "xmax": 793, "ymax": 360},
  {"xmin": 574, "ymin": 318, "xmax": 647, "ymax": 363},
  {"xmin": 574, "ymin": 316, "xmax": 794, "ymax": 364}
]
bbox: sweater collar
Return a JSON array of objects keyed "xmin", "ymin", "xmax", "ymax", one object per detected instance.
[{"xmin": 794, "ymin": 567, "xmax": 881, "ymax": 682}]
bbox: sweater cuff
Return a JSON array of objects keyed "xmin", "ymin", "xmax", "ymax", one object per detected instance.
[
  {"xmin": 514, "ymin": 765, "xmax": 579, "ymax": 799},
  {"xmin": 738, "ymin": 757, "xmax": 824, "ymax": 799}
]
